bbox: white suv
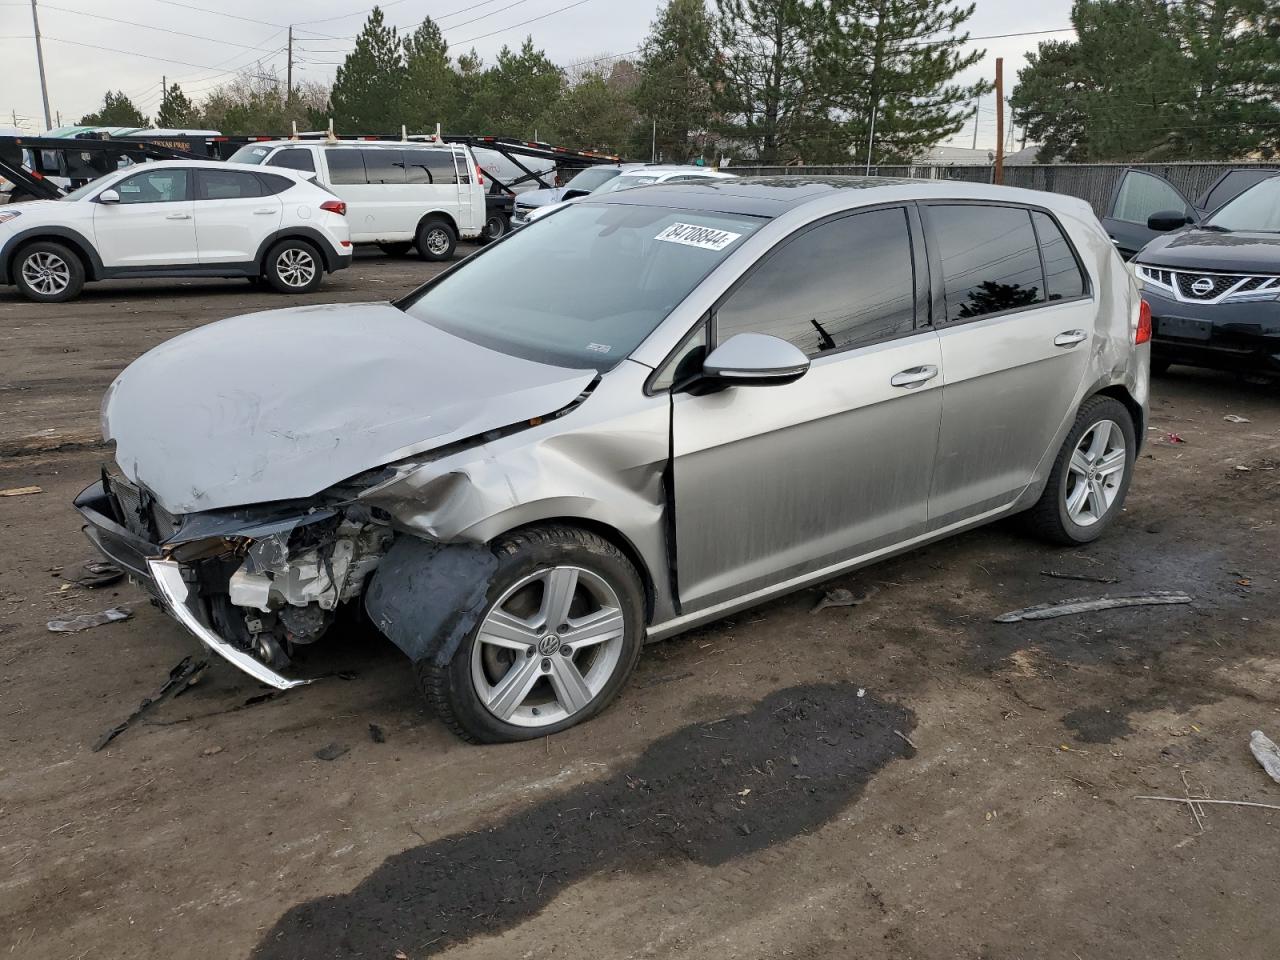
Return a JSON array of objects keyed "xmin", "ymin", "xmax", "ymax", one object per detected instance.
[
  {"xmin": 228, "ymin": 140, "xmax": 486, "ymax": 260},
  {"xmin": 0, "ymin": 160, "xmax": 352, "ymax": 302}
]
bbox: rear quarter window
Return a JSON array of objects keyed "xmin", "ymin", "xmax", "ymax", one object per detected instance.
[
  {"xmin": 256, "ymin": 172, "xmax": 297, "ymax": 196},
  {"xmin": 1030, "ymin": 211, "xmax": 1086, "ymax": 301}
]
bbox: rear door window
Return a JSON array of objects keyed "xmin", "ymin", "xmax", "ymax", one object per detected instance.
[
  {"xmin": 715, "ymin": 207, "xmax": 917, "ymax": 355},
  {"xmin": 267, "ymin": 148, "xmax": 315, "ymax": 173},
  {"xmin": 1030, "ymin": 212, "xmax": 1086, "ymax": 301},
  {"xmin": 196, "ymin": 169, "xmax": 264, "ymax": 200},
  {"xmin": 326, "ymin": 150, "xmax": 367, "ymax": 185},
  {"xmin": 362, "ymin": 149, "xmax": 406, "ymax": 184},
  {"xmin": 928, "ymin": 205, "xmax": 1046, "ymax": 321}
]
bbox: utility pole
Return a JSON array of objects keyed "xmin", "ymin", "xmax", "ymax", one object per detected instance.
[
  {"xmin": 286, "ymin": 25, "xmax": 293, "ymax": 102},
  {"xmin": 651, "ymin": 118, "xmax": 656, "ymax": 163},
  {"xmin": 161, "ymin": 75, "xmax": 166, "ymax": 122},
  {"xmin": 865, "ymin": 97, "xmax": 878, "ymax": 175},
  {"xmin": 971, "ymin": 93, "xmax": 980, "ymax": 150},
  {"xmin": 994, "ymin": 57, "xmax": 1004, "ymax": 185},
  {"xmin": 30, "ymin": 0, "xmax": 52, "ymax": 131}
]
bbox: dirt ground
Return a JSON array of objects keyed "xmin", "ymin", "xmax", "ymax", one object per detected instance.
[{"xmin": 2, "ymin": 251, "xmax": 1279, "ymax": 960}]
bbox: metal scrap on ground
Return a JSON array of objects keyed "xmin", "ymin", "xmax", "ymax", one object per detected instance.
[
  {"xmin": 47, "ymin": 606, "xmax": 133, "ymax": 632},
  {"xmin": 1040, "ymin": 569, "xmax": 1121, "ymax": 585},
  {"xmin": 1223, "ymin": 415, "xmax": 1251, "ymax": 423},
  {"xmin": 90, "ymin": 656, "xmax": 208, "ymax": 752},
  {"xmin": 993, "ymin": 591, "xmax": 1193, "ymax": 623},
  {"xmin": 1250, "ymin": 730, "xmax": 1280, "ymax": 784},
  {"xmin": 0, "ymin": 485, "xmax": 43, "ymax": 497},
  {"xmin": 811, "ymin": 585, "xmax": 879, "ymax": 613}
]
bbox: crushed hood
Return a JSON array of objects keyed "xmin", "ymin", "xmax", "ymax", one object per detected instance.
[{"xmin": 103, "ymin": 302, "xmax": 596, "ymax": 514}]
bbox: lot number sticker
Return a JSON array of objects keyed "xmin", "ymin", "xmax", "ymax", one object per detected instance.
[{"xmin": 655, "ymin": 222, "xmax": 742, "ymax": 252}]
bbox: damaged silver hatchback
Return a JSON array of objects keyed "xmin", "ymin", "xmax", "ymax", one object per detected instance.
[{"xmin": 76, "ymin": 177, "xmax": 1149, "ymax": 742}]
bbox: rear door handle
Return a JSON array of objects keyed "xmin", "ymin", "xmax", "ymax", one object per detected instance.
[
  {"xmin": 253, "ymin": 208, "xmax": 276, "ymax": 215},
  {"xmin": 890, "ymin": 364, "xmax": 939, "ymax": 389},
  {"xmin": 164, "ymin": 213, "xmax": 192, "ymax": 220},
  {"xmin": 1054, "ymin": 330, "xmax": 1088, "ymax": 347}
]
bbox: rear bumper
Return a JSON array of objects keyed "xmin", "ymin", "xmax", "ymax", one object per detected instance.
[
  {"xmin": 1143, "ymin": 288, "xmax": 1280, "ymax": 373},
  {"xmin": 332, "ymin": 248, "xmax": 353, "ymax": 272},
  {"xmin": 75, "ymin": 480, "xmax": 308, "ymax": 691}
]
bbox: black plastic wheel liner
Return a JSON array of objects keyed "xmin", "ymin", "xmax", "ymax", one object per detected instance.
[{"xmin": 363, "ymin": 534, "xmax": 499, "ymax": 666}]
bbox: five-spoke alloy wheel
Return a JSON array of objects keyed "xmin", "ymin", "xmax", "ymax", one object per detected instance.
[{"xmin": 420, "ymin": 526, "xmax": 644, "ymax": 743}]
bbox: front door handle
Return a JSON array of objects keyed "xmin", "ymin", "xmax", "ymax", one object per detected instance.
[
  {"xmin": 165, "ymin": 213, "xmax": 192, "ymax": 220},
  {"xmin": 1054, "ymin": 329, "xmax": 1088, "ymax": 347},
  {"xmin": 253, "ymin": 208, "xmax": 276, "ymax": 215},
  {"xmin": 890, "ymin": 364, "xmax": 939, "ymax": 389}
]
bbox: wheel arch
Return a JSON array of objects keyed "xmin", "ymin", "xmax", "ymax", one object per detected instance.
[
  {"xmin": 2, "ymin": 227, "xmax": 102, "ymax": 283},
  {"xmin": 416, "ymin": 210, "xmax": 459, "ymax": 239},
  {"xmin": 1090, "ymin": 382, "xmax": 1145, "ymax": 452},
  {"xmin": 254, "ymin": 227, "xmax": 340, "ymax": 273}
]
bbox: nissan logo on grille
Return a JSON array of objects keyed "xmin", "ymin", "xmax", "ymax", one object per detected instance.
[{"xmin": 1191, "ymin": 277, "xmax": 1216, "ymax": 296}]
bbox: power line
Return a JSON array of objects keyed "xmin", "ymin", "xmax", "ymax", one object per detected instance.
[
  {"xmin": 145, "ymin": 0, "xmax": 282, "ymax": 28},
  {"xmin": 293, "ymin": 0, "xmax": 414, "ymax": 28},
  {"xmin": 453, "ymin": 0, "xmax": 598, "ymax": 47},
  {"xmin": 36, "ymin": 3, "xmax": 283, "ymax": 52}
]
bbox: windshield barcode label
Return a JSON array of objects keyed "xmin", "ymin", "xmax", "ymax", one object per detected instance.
[{"xmin": 654, "ymin": 222, "xmax": 742, "ymax": 251}]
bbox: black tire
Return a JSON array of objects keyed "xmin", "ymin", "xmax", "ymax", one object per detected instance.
[
  {"xmin": 377, "ymin": 242, "xmax": 413, "ymax": 257},
  {"xmin": 415, "ymin": 217, "xmax": 457, "ymax": 262},
  {"xmin": 480, "ymin": 212, "xmax": 509, "ymax": 244},
  {"xmin": 1026, "ymin": 396, "xmax": 1136, "ymax": 545},
  {"xmin": 418, "ymin": 525, "xmax": 645, "ymax": 744},
  {"xmin": 13, "ymin": 240, "xmax": 85, "ymax": 303},
  {"xmin": 263, "ymin": 238, "xmax": 323, "ymax": 294},
  {"xmin": 1150, "ymin": 357, "xmax": 1172, "ymax": 376}
]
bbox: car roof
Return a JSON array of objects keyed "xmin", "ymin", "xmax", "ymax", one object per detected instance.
[
  {"xmin": 240, "ymin": 139, "xmax": 457, "ymax": 151},
  {"xmin": 131, "ymin": 159, "xmax": 313, "ymax": 178},
  {"xmin": 585, "ymin": 175, "xmax": 1096, "ymax": 220}
]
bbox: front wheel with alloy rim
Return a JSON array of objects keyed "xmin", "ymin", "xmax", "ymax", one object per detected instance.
[
  {"xmin": 416, "ymin": 218, "xmax": 457, "ymax": 261},
  {"xmin": 1027, "ymin": 395, "xmax": 1136, "ymax": 545},
  {"xmin": 14, "ymin": 241, "xmax": 85, "ymax": 302},
  {"xmin": 418, "ymin": 526, "xmax": 645, "ymax": 743},
  {"xmin": 264, "ymin": 239, "xmax": 323, "ymax": 294}
]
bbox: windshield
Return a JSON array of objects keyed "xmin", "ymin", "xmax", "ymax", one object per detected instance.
[
  {"xmin": 63, "ymin": 173, "xmax": 115, "ymax": 201},
  {"xmin": 402, "ymin": 203, "xmax": 762, "ymax": 369},
  {"xmin": 602, "ymin": 174, "xmax": 661, "ymax": 193},
  {"xmin": 563, "ymin": 167, "xmax": 621, "ymax": 192},
  {"xmin": 1206, "ymin": 176, "xmax": 1280, "ymax": 232},
  {"xmin": 228, "ymin": 144, "xmax": 271, "ymax": 165}
]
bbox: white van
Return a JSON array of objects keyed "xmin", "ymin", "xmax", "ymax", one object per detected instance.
[{"xmin": 228, "ymin": 140, "xmax": 486, "ymax": 260}]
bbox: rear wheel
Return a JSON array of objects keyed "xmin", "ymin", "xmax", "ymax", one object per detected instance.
[
  {"xmin": 415, "ymin": 218, "xmax": 456, "ymax": 262},
  {"xmin": 377, "ymin": 242, "xmax": 413, "ymax": 257},
  {"xmin": 480, "ymin": 212, "xmax": 509, "ymax": 244},
  {"xmin": 418, "ymin": 526, "xmax": 645, "ymax": 743},
  {"xmin": 1026, "ymin": 396, "xmax": 1136, "ymax": 545},
  {"xmin": 14, "ymin": 241, "xmax": 84, "ymax": 302},
  {"xmin": 263, "ymin": 238, "xmax": 322, "ymax": 294}
]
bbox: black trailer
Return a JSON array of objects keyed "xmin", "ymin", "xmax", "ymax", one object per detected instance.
[{"xmin": 0, "ymin": 134, "xmax": 203, "ymax": 202}]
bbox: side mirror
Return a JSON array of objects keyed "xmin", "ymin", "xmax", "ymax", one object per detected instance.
[
  {"xmin": 561, "ymin": 188, "xmax": 590, "ymax": 201},
  {"xmin": 1147, "ymin": 209, "xmax": 1191, "ymax": 232},
  {"xmin": 97, "ymin": 188, "xmax": 120, "ymax": 204},
  {"xmin": 702, "ymin": 333, "xmax": 810, "ymax": 386}
]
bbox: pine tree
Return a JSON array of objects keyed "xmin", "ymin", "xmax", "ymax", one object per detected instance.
[
  {"xmin": 547, "ymin": 68, "xmax": 637, "ymax": 153},
  {"xmin": 156, "ymin": 83, "xmax": 199, "ymax": 128},
  {"xmin": 817, "ymin": 0, "xmax": 989, "ymax": 164},
  {"xmin": 401, "ymin": 17, "xmax": 456, "ymax": 132},
  {"xmin": 632, "ymin": 0, "xmax": 715, "ymax": 162},
  {"xmin": 472, "ymin": 39, "xmax": 565, "ymax": 138},
  {"xmin": 708, "ymin": 0, "xmax": 826, "ymax": 164},
  {"xmin": 330, "ymin": 7, "xmax": 405, "ymax": 133},
  {"xmin": 79, "ymin": 91, "xmax": 148, "ymax": 127}
]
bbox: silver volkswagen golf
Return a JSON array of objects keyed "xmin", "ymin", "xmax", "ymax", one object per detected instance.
[{"xmin": 77, "ymin": 177, "xmax": 1150, "ymax": 743}]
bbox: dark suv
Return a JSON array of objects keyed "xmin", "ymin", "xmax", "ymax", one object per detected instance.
[{"xmin": 1125, "ymin": 172, "xmax": 1280, "ymax": 376}]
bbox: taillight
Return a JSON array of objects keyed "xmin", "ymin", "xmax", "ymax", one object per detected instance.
[
  {"xmin": 320, "ymin": 199, "xmax": 346, "ymax": 216},
  {"xmin": 476, "ymin": 166, "xmax": 484, "ymax": 186},
  {"xmin": 1136, "ymin": 299, "xmax": 1152, "ymax": 344}
]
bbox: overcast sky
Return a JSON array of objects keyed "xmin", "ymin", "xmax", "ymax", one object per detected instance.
[{"xmin": 2, "ymin": 0, "xmax": 1075, "ymax": 149}]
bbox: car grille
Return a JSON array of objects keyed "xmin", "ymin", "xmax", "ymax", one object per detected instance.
[
  {"xmin": 105, "ymin": 472, "xmax": 180, "ymax": 542},
  {"xmin": 1174, "ymin": 273, "xmax": 1243, "ymax": 300}
]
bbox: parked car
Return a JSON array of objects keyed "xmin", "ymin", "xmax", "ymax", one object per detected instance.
[
  {"xmin": 1101, "ymin": 166, "xmax": 1279, "ymax": 259},
  {"xmin": 510, "ymin": 163, "xmax": 632, "ymax": 226},
  {"xmin": 1130, "ymin": 174, "xmax": 1280, "ymax": 376},
  {"xmin": 518, "ymin": 166, "xmax": 737, "ymax": 226},
  {"xmin": 0, "ymin": 160, "xmax": 351, "ymax": 302},
  {"xmin": 76, "ymin": 177, "xmax": 1147, "ymax": 743},
  {"xmin": 228, "ymin": 140, "xmax": 486, "ymax": 260}
]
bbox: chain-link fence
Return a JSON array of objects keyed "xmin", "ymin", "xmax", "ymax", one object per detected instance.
[{"xmin": 723, "ymin": 162, "xmax": 1280, "ymax": 215}]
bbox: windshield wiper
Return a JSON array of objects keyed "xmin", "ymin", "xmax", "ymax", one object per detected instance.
[{"xmin": 1199, "ymin": 223, "xmax": 1231, "ymax": 232}]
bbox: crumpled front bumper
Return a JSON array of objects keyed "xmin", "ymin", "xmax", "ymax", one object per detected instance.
[{"xmin": 74, "ymin": 480, "xmax": 310, "ymax": 691}]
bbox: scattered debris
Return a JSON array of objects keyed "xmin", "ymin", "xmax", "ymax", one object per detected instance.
[
  {"xmin": 993, "ymin": 592, "xmax": 1193, "ymax": 623},
  {"xmin": 1236, "ymin": 465, "xmax": 1253, "ymax": 472},
  {"xmin": 202, "ymin": 745, "xmax": 224, "ymax": 757},
  {"xmin": 1135, "ymin": 795, "xmax": 1280, "ymax": 812},
  {"xmin": 1223, "ymin": 414, "xmax": 1251, "ymax": 423},
  {"xmin": 1040, "ymin": 569, "xmax": 1121, "ymax": 585},
  {"xmin": 315, "ymin": 742, "xmax": 349, "ymax": 762},
  {"xmin": 368, "ymin": 723, "xmax": 387, "ymax": 744},
  {"xmin": 1250, "ymin": 731, "xmax": 1280, "ymax": 784},
  {"xmin": 65, "ymin": 559, "xmax": 124, "ymax": 589},
  {"xmin": 811, "ymin": 584, "xmax": 879, "ymax": 613},
  {"xmin": 47, "ymin": 606, "xmax": 132, "ymax": 633},
  {"xmin": 0, "ymin": 485, "xmax": 43, "ymax": 497},
  {"xmin": 1154, "ymin": 432, "xmax": 1186, "ymax": 444},
  {"xmin": 856, "ymin": 688, "xmax": 866, "ymax": 698},
  {"xmin": 91, "ymin": 656, "xmax": 207, "ymax": 752},
  {"xmin": 893, "ymin": 729, "xmax": 917, "ymax": 750}
]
